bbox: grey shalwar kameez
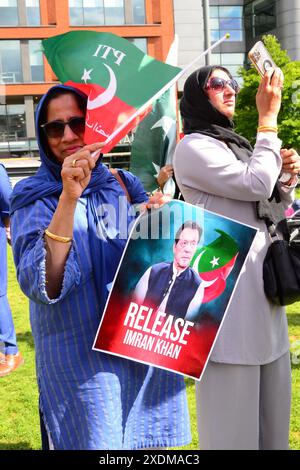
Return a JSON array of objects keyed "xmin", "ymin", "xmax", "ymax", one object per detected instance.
[{"xmin": 174, "ymin": 132, "xmax": 294, "ymax": 449}]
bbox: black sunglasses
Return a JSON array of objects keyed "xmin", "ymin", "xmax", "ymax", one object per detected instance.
[
  {"xmin": 41, "ymin": 116, "xmax": 86, "ymax": 138},
  {"xmin": 206, "ymin": 77, "xmax": 240, "ymax": 94}
]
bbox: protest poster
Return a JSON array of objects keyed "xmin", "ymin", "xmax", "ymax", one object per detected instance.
[{"xmin": 93, "ymin": 200, "xmax": 257, "ymax": 380}]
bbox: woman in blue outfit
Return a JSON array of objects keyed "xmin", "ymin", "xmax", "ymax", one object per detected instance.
[
  {"xmin": 10, "ymin": 85, "xmax": 191, "ymax": 450},
  {"xmin": 0, "ymin": 163, "xmax": 24, "ymax": 377}
]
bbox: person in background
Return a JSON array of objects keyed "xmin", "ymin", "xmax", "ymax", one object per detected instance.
[
  {"xmin": 157, "ymin": 165, "xmax": 182, "ymax": 199},
  {"xmin": 0, "ymin": 163, "xmax": 24, "ymax": 377},
  {"xmin": 157, "ymin": 164, "xmax": 174, "ymax": 189},
  {"xmin": 9, "ymin": 84, "xmax": 191, "ymax": 450},
  {"xmin": 174, "ymin": 65, "xmax": 300, "ymax": 450}
]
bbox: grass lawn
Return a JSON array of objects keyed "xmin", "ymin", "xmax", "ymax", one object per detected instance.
[{"xmin": 0, "ymin": 247, "xmax": 299, "ymax": 450}]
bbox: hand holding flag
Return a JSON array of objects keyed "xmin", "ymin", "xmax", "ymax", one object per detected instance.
[
  {"xmin": 42, "ymin": 31, "xmax": 181, "ymax": 153},
  {"xmin": 42, "ymin": 31, "xmax": 230, "ymax": 154}
]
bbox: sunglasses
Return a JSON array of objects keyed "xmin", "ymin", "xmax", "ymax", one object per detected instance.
[
  {"xmin": 206, "ymin": 77, "xmax": 240, "ymax": 94},
  {"xmin": 41, "ymin": 116, "xmax": 86, "ymax": 138}
]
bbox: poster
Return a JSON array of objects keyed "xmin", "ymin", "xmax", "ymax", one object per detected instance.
[{"xmin": 93, "ymin": 200, "xmax": 257, "ymax": 380}]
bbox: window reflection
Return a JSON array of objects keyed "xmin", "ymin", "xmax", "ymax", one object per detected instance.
[
  {"xmin": 29, "ymin": 41, "xmax": 44, "ymax": 82},
  {"xmin": 133, "ymin": 0, "xmax": 145, "ymax": 24},
  {"xmin": 104, "ymin": 0, "xmax": 124, "ymax": 25},
  {"xmin": 254, "ymin": 0, "xmax": 276, "ymax": 36},
  {"xmin": 26, "ymin": 0, "xmax": 41, "ymax": 26},
  {"xmin": 0, "ymin": 41, "xmax": 23, "ymax": 84},
  {"xmin": 219, "ymin": 18, "xmax": 242, "ymax": 30},
  {"xmin": 70, "ymin": 0, "xmax": 84, "ymax": 25},
  {"xmin": 209, "ymin": 5, "xmax": 243, "ymax": 43},
  {"xmin": 127, "ymin": 38, "xmax": 147, "ymax": 53},
  {"xmin": 0, "ymin": 0, "xmax": 18, "ymax": 26},
  {"xmin": 0, "ymin": 103, "xmax": 26, "ymax": 157},
  {"xmin": 245, "ymin": 0, "xmax": 276, "ymax": 38},
  {"xmin": 219, "ymin": 6, "xmax": 242, "ymax": 18},
  {"xmin": 70, "ymin": 0, "xmax": 145, "ymax": 25}
]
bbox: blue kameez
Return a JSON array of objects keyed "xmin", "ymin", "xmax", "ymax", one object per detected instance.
[{"xmin": 10, "ymin": 85, "xmax": 191, "ymax": 450}]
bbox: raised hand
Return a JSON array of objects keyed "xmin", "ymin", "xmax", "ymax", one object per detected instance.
[{"xmin": 61, "ymin": 142, "xmax": 104, "ymax": 201}]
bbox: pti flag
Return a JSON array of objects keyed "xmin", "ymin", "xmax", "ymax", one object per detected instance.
[
  {"xmin": 130, "ymin": 88, "xmax": 177, "ymax": 193},
  {"xmin": 42, "ymin": 31, "xmax": 182, "ymax": 153},
  {"xmin": 191, "ymin": 230, "xmax": 239, "ymax": 303}
]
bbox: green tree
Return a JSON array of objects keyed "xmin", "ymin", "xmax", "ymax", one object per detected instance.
[{"xmin": 235, "ymin": 35, "xmax": 300, "ymax": 149}]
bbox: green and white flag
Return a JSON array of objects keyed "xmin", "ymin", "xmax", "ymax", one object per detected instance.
[
  {"xmin": 130, "ymin": 37, "xmax": 178, "ymax": 194},
  {"xmin": 42, "ymin": 31, "xmax": 182, "ymax": 153},
  {"xmin": 130, "ymin": 88, "xmax": 177, "ymax": 193}
]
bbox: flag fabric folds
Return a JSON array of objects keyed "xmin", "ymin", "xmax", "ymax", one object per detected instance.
[
  {"xmin": 42, "ymin": 31, "xmax": 182, "ymax": 153},
  {"xmin": 191, "ymin": 230, "xmax": 239, "ymax": 304},
  {"xmin": 129, "ymin": 88, "xmax": 177, "ymax": 194}
]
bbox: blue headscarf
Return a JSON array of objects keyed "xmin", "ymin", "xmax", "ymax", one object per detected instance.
[{"xmin": 10, "ymin": 84, "xmax": 144, "ymax": 307}]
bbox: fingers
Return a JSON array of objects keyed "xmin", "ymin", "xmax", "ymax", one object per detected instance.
[
  {"xmin": 85, "ymin": 142, "xmax": 104, "ymax": 161},
  {"xmin": 62, "ymin": 165, "xmax": 88, "ymax": 180},
  {"xmin": 163, "ymin": 165, "xmax": 174, "ymax": 178},
  {"xmin": 146, "ymin": 192, "xmax": 171, "ymax": 209},
  {"xmin": 270, "ymin": 67, "xmax": 284, "ymax": 88},
  {"xmin": 260, "ymin": 67, "xmax": 283, "ymax": 89},
  {"xmin": 262, "ymin": 67, "xmax": 274, "ymax": 86},
  {"xmin": 281, "ymin": 148, "xmax": 297, "ymax": 158},
  {"xmin": 84, "ymin": 142, "xmax": 105, "ymax": 153},
  {"xmin": 281, "ymin": 148, "xmax": 300, "ymax": 173},
  {"xmin": 282, "ymin": 161, "xmax": 300, "ymax": 174},
  {"xmin": 64, "ymin": 148, "xmax": 98, "ymax": 173},
  {"xmin": 257, "ymin": 68, "xmax": 274, "ymax": 95}
]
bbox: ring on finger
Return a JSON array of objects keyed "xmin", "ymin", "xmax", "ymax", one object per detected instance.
[{"xmin": 72, "ymin": 158, "xmax": 77, "ymax": 168}]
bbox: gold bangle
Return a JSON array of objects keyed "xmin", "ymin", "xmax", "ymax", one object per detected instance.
[
  {"xmin": 257, "ymin": 126, "xmax": 278, "ymax": 133},
  {"xmin": 45, "ymin": 228, "xmax": 72, "ymax": 243}
]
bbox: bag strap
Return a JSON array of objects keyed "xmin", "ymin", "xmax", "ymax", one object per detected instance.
[
  {"xmin": 261, "ymin": 186, "xmax": 290, "ymax": 242},
  {"xmin": 110, "ymin": 168, "xmax": 132, "ymax": 203}
]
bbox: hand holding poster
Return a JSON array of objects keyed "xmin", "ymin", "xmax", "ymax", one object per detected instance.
[{"xmin": 93, "ymin": 200, "xmax": 257, "ymax": 380}]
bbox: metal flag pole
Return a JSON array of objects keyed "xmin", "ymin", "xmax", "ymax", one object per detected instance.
[{"xmin": 92, "ymin": 33, "xmax": 230, "ymax": 158}]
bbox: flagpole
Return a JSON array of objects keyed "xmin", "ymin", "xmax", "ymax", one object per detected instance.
[{"xmin": 94, "ymin": 33, "xmax": 230, "ymax": 157}]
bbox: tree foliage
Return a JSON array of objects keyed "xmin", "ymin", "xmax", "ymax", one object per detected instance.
[{"xmin": 235, "ymin": 35, "xmax": 300, "ymax": 149}]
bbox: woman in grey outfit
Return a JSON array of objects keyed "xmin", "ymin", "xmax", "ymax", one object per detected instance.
[{"xmin": 174, "ymin": 65, "xmax": 300, "ymax": 450}]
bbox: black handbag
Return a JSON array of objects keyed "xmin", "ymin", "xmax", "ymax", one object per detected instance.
[{"xmin": 263, "ymin": 221, "xmax": 300, "ymax": 306}]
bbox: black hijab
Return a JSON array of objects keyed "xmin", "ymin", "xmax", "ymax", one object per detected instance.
[{"xmin": 180, "ymin": 65, "xmax": 287, "ymax": 235}]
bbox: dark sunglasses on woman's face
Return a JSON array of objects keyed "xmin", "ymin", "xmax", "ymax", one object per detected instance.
[
  {"xmin": 205, "ymin": 77, "xmax": 240, "ymax": 94},
  {"xmin": 41, "ymin": 116, "xmax": 86, "ymax": 138}
]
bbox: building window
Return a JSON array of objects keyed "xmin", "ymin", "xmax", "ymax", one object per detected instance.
[
  {"xmin": 70, "ymin": 0, "xmax": 104, "ymax": 26},
  {"xmin": 245, "ymin": 0, "xmax": 276, "ymax": 37},
  {"xmin": 70, "ymin": 0, "xmax": 125, "ymax": 26},
  {"xmin": 104, "ymin": 0, "xmax": 125, "ymax": 25},
  {"xmin": 0, "ymin": 41, "xmax": 23, "ymax": 84},
  {"xmin": 0, "ymin": 0, "xmax": 41, "ymax": 26},
  {"xmin": 26, "ymin": 0, "xmax": 41, "ymax": 26},
  {"xmin": 0, "ymin": 0, "xmax": 18, "ymax": 26},
  {"xmin": 70, "ymin": 0, "xmax": 84, "ymax": 25},
  {"xmin": 70, "ymin": 0, "xmax": 145, "ymax": 26},
  {"xmin": 210, "ymin": 5, "xmax": 243, "ymax": 42},
  {"xmin": 0, "ymin": 102, "xmax": 26, "ymax": 156},
  {"xmin": 128, "ymin": 38, "xmax": 147, "ymax": 54},
  {"xmin": 211, "ymin": 52, "xmax": 245, "ymax": 85},
  {"xmin": 132, "ymin": 0, "xmax": 145, "ymax": 24},
  {"xmin": 29, "ymin": 40, "xmax": 44, "ymax": 82}
]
